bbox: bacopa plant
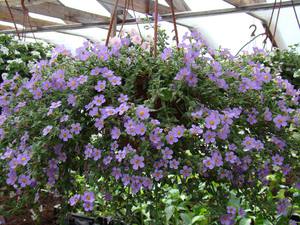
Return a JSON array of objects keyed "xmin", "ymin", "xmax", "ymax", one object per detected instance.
[
  {"xmin": 0, "ymin": 30, "xmax": 299, "ymax": 225},
  {"xmin": 0, "ymin": 34, "xmax": 53, "ymax": 82}
]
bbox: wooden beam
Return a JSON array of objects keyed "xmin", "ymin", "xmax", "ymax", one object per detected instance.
[
  {"xmin": 11, "ymin": 2, "xmax": 110, "ymax": 24},
  {"xmin": 224, "ymin": 0, "xmax": 266, "ymax": 6},
  {"xmin": 165, "ymin": 0, "xmax": 190, "ymax": 12},
  {"xmin": 0, "ymin": 0, "xmax": 56, "ymax": 7},
  {"xmin": 0, "ymin": 6, "xmax": 59, "ymax": 27},
  {"xmin": 97, "ymin": 0, "xmax": 171, "ymax": 14},
  {"xmin": 0, "ymin": 24, "xmax": 12, "ymax": 30}
]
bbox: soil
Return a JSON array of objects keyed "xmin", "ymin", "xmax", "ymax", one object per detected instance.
[{"xmin": 0, "ymin": 193, "xmax": 60, "ymax": 225}]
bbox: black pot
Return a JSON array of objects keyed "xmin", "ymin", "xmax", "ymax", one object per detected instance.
[{"xmin": 66, "ymin": 213, "xmax": 126, "ymax": 225}]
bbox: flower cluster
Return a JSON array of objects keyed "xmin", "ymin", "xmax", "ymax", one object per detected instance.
[{"xmin": 0, "ymin": 30, "xmax": 299, "ymax": 224}]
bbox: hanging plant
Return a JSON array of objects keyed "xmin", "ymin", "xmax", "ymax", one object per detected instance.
[
  {"xmin": 0, "ymin": 29, "xmax": 299, "ymax": 225},
  {"xmin": 0, "ymin": 34, "xmax": 53, "ymax": 82}
]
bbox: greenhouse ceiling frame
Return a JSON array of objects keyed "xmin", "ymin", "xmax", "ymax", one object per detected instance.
[{"xmin": 0, "ymin": 0, "xmax": 299, "ymax": 48}]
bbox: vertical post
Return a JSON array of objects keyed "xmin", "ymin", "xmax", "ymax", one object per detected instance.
[
  {"xmin": 105, "ymin": 0, "xmax": 119, "ymax": 46},
  {"xmin": 154, "ymin": 0, "xmax": 159, "ymax": 57}
]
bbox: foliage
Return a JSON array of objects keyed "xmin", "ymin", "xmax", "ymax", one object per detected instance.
[
  {"xmin": 0, "ymin": 30, "xmax": 299, "ymax": 225},
  {"xmin": 255, "ymin": 45, "xmax": 300, "ymax": 88},
  {"xmin": 0, "ymin": 34, "xmax": 53, "ymax": 82}
]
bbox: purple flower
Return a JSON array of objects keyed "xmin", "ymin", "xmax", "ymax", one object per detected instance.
[
  {"xmin": 175, "ymin": 67, "xmax": 190, "ymax": 81},
  {"xmin": 180, "ymin": 166, "xmax": 192, "ymax": 178},
  {"xmin": 272, "ymin": 154, "xmax": 284, "ymax": 166},
  {"xmin": 203, "ymin": 130, "xmax": 216, "ymax": 143},
  {"xmin": 161, "ymin": 47, "xmax": 172, "ymax": 60},
  {"xmin": 118, "ymin": 94, "xmax": 128, "ymax": 103},
  {"xmin": 82, "ymin": 191, "xmax": 95, "ymax": 203},
  {"xmin": 69, "ymin": 194, "xmax": 80, "ymax": 206},
  {"xmin": 189, "ymin": 125, "xmax": 203, "ymax": 135},
  {"xmin": 16, "ymin": 153, "xmax": 30, "ymax": 166},
  {"xmin": 6, "ymin": 170, "xmax": 17, "ymax": 185},
  {"xmin": 95, "ymin": 80, "xmax": 106, "ymax": 92},
  {"xmin": 117, "ymin": 102, "xmax": 129, "ymax": 115},
  {"xmin": 76, "ymin": 46, "xmax": 90, "ymax": 61},
  {"xmin": 273, "ymin": 114, "xmax": 289, "ymax": 128},
  {"xmin": 71, "ymin": 123, "xmax": 81, "ymax": 135},
  {"xmin": 111, "ymin": 127, "xmax": 121, "ymax": 140},
  {"xmin": 101, "ymin": 106, "xmax": 116, "ymax": 118},
  {"xmin": 108, "ymin": 76, "xmax": 122, "ymax": 86},
  {"xmin": 220, "ymin": 214, "xmax": 234, "ymax": 225},
  {"xmin": 67, "ymin": 78, "xmax": 79, "ymax": 90},
  {"xmin": 227, "ymin": 206, "xmax": 236, "ymax": 215},
  {"xmin": 172, "ymin": 125, "xmax": 185, "ymax": 138},
  {"xmin": 225, "ymin": 152, "xmax": 237, "ymax": 164},
  {"xmin": 91, "ymin": 67, "xmax": 101, "ymax": 76},
  {"xmin": 162, "ymin": 147, "xmax": 173, "ymax": 160},
  {"xmin": 18, "ymin": 174, "xmax": 31, "ymax": 187},
  {"xmin": 203, "ymin": 157, "xmax": 215, "ymax": 169},
  {"xmin": 242, "ymin": 136, "xmax": 256, "ymax": 151},
  {"xmin": 67, "ymin": 94, "xmax": 77, "ymax": 107},
  {"xmin": 152, "ymin": 169, "xmax": 163, "ymax": 181},
  {"xmin": 92, "ymin": 148, "xmax": 102, "ymax": 161},
  {"xmin": 211, "ymin": 151, "xmax": 223, "ymax": 167},
  {"xmin": 42, "ymin": 80, "xmax": 51, "ymax": 91},
  {"xmin": 93, "ymin": 95, "xmax": 105, "ymax": 106},
  {"xmin": 264, "ymin": 108, "xmax": 272, "ymax": 121},
  {"xmin": 78, "ymin": 75, "xmax": 88, "ymax": 84},
  {"xmin": 136, "ymin": 105, "xmax": 150, "ymax": 120},
  {"xmin": 136, "ymin": 123, "xmax": 147, "ymax": 136},
  {"xmin": 83, "ymin": 202, "xmax": 94, "ymax": 212},
  {"xmin": 33, "ymin": 88, "xmax": 43, "ymax": 100},
  {"xmin": 166, "ymin": 131, "xmax": 178, "ymax": 145},
  {"xmin": 95, "ymin": 118, "xmax": 104, "ymax": 130},
  {"xmin": 60, "ymin": 115, "xmax": 69, "ymax": 122},
  {"xmin": 59, "ymin": 129, "xmax": 72, "ymax": 142},
  {"xmin": 50, "ymin": 101, "xmax": 61, "ymax": 109},
  {"xmin": 130, "ymin": 155, "xmax": 145, "ymax": 170},
  {"xmin": 169, "ymin": 159, "xmax": 179, "ymax": 169},
  {"xmin": 42, "ymin": 125, "xmax": 53, "ymax": 136},
  {"xmin": 238, "ymin": 208, "xmax": 246, "ymax": 217},
  {"xmin": 277, "ymin": 198, "xmax": 290, "ymax": 216}
]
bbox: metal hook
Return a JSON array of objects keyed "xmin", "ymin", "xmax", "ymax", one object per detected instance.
[{"xmin": 249, "ymin": 24, "xmax": 257, "ymax": 37}]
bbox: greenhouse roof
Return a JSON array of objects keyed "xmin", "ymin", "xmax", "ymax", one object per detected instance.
[{"xmin": 0, "ymin": 0, "xmax": 299, "ymax": 53}]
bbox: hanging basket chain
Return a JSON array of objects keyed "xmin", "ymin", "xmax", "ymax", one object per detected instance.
[
  {"xmin": 170, "ymin": 0, "xmax": 179, "ymax": 48},
  {"xmin": 130, "ymin": 0, "xmax": 143, "ymax": 38},
  {"xmin": 105, "ymin": 0, "xmax": 120, "ymax": 46},
  {"xmin": 4, "ymin": 0, "xmax": 21, "ymax": 40},
  {"xmin": 273, "ymin": 0, "xmax": 282, "ymax": 39},
  {"xmin": 118, "ymin": 0, "xmax": 130, "ymax": 37},
  {"xmin": 21, "ymin": 0, "xmax": 37, "ymax": 42},
  {"xmin": 291, "ymin": 0, "xmax": 300, "ymax": 29},
  {"xmin": 153, "ymin": 0, "xmax": 159, "ymax": 57}
]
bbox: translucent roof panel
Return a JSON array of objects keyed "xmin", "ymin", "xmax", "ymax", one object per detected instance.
[
  {"xmin": 58, "ymin": 0, "xmax": 111, "ymax": 17},
  {"xmin": 253, "ymin": 6, "xmax": 300, "ymax": 50},
  {"xmin": 117, "ymin": 21, "xmax": 190, "ymax": 44},
  {"xmin": 26, "ymin": 32, "xmax": 86, "ymax": 52},
  {"xmin": 63, "ymin": 27, "xmax": 108, "ymax": 43},
  {"xmin": 185, "ymin": 0, "xmax": 234, "ymax": 11},
  {"xmin": 178, "ymin": 12, "xmax": 273, "ymax": 54}
]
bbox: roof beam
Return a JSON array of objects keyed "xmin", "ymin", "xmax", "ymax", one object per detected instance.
[
  {"xmin": 0, "ymin": 7, "xmax": 58, "ymax": 28},
  {"xmin": 97, "ymin": 0, "xmax": 171, "ymax": 14},
  {"xmin": 224, "ymin": 0, "xmax": 266, "ymax": 6},
  {"xmin": 11, "ymin": 2, "xmax": 109, "ymax": 24},
  {"xmin": 161, "ymin": 0, "xmax": 300, "ymax": 19},
  {"xmin": 165, "ymin": 0, "xmax": 191, "ymax": 12}
]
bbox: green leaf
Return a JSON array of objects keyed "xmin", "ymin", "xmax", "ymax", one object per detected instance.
[
  {"xmin": 180, "ymin": 213, "xmax": 192, "ymax": 225},
  {"xmin": 239, "ymin": 218, "xmax": 252, "ymax": 225},
  {"xmin": 165, "ymin": 205, "xmax": 175, "ymax": 222},
  {"xmin": 191, "ymin": 215, "xmax": 205, "ymax": 224}
]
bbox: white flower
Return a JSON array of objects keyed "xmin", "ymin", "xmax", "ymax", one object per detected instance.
[
  {"xmin": 31, "ymin": 50, "xmax": 41, "ymax": 57},
  {"xmin": 0, "ymin": 46, "xmax": 9, "ymax": 55},
  {"xmin": 1, "ymin": 73, "xmax": 8, "ymax": 80}
]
